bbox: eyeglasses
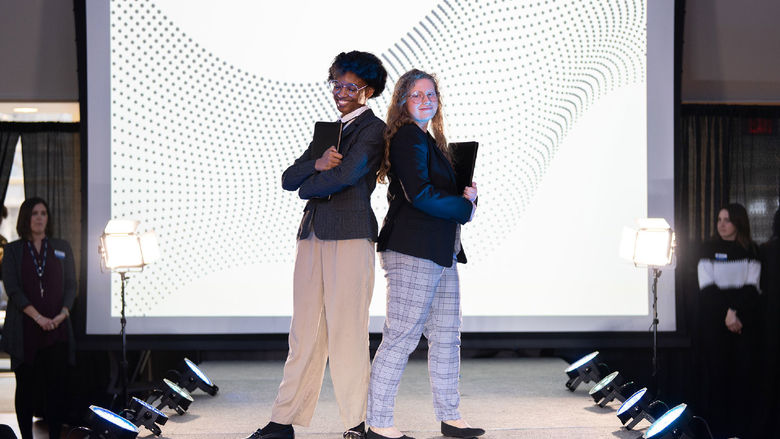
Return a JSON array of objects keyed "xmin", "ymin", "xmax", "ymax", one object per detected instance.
[
  {"xmin": 329, "ymin": 80, "xmax": 368, "ymax": 96},
  {"xmin": 407, "ymin": 90, "xmax": 438, "ymax": 104}
]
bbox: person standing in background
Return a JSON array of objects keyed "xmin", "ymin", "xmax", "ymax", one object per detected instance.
[
  {"xmin": 757, "ymin": 208, "xmax": 780, "ymax": 436},
  {"xmin": 1, "ymin": 198, "xmax": 77, "ymax": 439},
  {"xmin": 1, "ymin": 206, "xmax": 9, "ymax": 310},
  {"xmin": 696, "ymin": 203, "xmax": 761, "ymax": 439}
]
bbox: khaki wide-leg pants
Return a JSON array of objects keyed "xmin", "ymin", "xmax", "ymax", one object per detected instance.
[{"xmin": 270, "ymin": 234, "xmax": 375, "ymax": 429}]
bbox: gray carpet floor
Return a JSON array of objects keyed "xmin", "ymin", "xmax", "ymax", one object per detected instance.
[{"xmin": 1, "ymin": 357, "xmax": 650, "ymax": 438}]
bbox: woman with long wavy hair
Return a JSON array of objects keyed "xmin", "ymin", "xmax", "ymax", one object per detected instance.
[{"xmin": 367, "ymin": 69, "xmax": 483, "ymax": 439}]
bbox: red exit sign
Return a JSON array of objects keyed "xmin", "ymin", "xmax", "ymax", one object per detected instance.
[{"xmin": 747, "ymin": 118, "xmax": 773, "ymax": 134}]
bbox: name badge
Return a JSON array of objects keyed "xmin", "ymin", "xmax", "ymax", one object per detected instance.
[
  {"xmin": 714, "ymin": 252, "xmax": 727, "ymax": 261},
  {"xmin": 54, "ymin": 249, "xmax": 66, "ymax": 259}
]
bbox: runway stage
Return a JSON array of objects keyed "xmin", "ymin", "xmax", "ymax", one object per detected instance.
[{"xmin": 1, "ymin": 357, "xmax": 650, "ymax": 438}]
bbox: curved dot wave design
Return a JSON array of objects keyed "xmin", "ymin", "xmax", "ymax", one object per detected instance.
[{"xmin": 110, "ymin": 0, "xmax": 646, "ymax": 316}]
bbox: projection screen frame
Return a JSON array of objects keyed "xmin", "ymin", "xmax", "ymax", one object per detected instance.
[{"xmin": 76, "ymin": 0, "xmax": 685, "ymax": 343}]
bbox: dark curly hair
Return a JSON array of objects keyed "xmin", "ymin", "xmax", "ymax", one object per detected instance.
[{"xmin": 328, "ymin": 51, "xmax": 387, "ymax": 98}]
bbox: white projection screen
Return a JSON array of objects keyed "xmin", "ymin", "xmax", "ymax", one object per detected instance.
[{"xmin": 85, "ymin": 0, "xmax": 677, "ymax": 335}]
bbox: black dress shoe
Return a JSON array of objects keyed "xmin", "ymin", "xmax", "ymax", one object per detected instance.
[
  {"xmin": 366, "ymin": 428, "xmax": 415, "ymax": 439},
  {"xmin": 344, "ymin": 422, "xmax": 366, "ymax": 439},
  {"xmin": 244, "ymin": 422, "xmax": 294, "ymax": 439},
  {"xmin": 440, "ymin": 422, "xmax": 485, "ymax": 438}
]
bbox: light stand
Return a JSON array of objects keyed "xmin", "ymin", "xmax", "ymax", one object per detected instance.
[
  {"xmin": 120, "ymin": 271, "xmax": 128, "ymax": 407},
  {"xmin": 620, "ymin": 218, "xmax": 675, "ymax": 395},
  {"xmin": 99, "ymin": 219, "xmax": 160, "ymax": 408},
  {"xmin": 651, "ymin": 267, "xmax": 661, "ymax": 381}
]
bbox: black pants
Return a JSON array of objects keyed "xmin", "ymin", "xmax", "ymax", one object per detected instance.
[
  {"xmin": 697, "ymin": 299, "xmax": 761, "ymax": 439},
  {"xmin": 14, "ymin": 343, "xmax": 68, "ymax": 439}
]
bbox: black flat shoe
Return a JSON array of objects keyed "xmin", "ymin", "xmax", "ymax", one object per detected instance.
[
  {"xmin": 344, "ymin": 422, "xmax": 366, "ymax": 439},
  {"xmin": 366, "ymin": 428, "xmax": 415, "ymax": 439},
  {"xmin": 244, "ymin": 422, "xmax": 294, "ymax": 439},
  {"xmin": 440, "ymin": 422, "xmax": 485, "ymax": 438}
]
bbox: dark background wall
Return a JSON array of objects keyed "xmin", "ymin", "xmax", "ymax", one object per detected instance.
[
  {"xmin": 0, "ymin": 0, "xmax": 78, "ymax": 101},
  {"xmin": 1, "ymin": 0, "xmax": 780, "ymax": 102}
]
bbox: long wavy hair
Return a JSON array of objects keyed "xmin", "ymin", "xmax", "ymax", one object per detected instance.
[{"xmin": 377, "ymin": 69, "xmax": 448, "ymax": 183}]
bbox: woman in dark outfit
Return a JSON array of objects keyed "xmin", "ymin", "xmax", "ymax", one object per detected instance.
[
  {"xmin": 757, "ymin": 209, "xmax": 780, "ymax": 437},
  {"xmin": 696, "ymin": 203, "xmax": 761, "ymax": 438},
  {"xmin": 366, "ymin": 69, "xmax": 482, "ymax": 439},
  {"xmin": 1, "ymin": 198, "xmax": 77, "ymax": 439}
]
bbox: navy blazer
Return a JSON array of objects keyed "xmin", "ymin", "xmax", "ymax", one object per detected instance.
[
  {"xmin": 282, "ymin": 109, "xmax": 385, "ymax": 241},
  {"xmin": 377, "ymin": 124, "xmax": 473, "ymax": 267}
]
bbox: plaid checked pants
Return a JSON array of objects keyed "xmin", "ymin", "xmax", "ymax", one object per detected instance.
[{"xmin": 367, "ymin": 250, "xmax": 462, "ymax": 427}]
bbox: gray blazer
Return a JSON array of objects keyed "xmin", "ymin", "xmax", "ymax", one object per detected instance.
[
  {"xmin": 1, "ymin": 238, "xmax": 77, "ymax": 370},
  {"xmin": 282, "ymin": 109, "xmax": 386, "ymax": 241}
]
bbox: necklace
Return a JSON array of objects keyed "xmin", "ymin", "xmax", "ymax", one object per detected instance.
[{"xmin": 27, "ymin": 239, "xmax": 48, "ymax": 297}]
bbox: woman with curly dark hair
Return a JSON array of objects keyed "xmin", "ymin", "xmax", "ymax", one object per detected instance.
[
  {"xmin": 244, "ymin": 51, "xmax": 387, "ymax": 439},
  {"xmin": 367, "ymin": 69, "xmax": 482, "ymax": 439}
]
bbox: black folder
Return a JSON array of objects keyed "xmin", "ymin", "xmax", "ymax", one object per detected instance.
[
  {"xmin": 311, "ymin": 121, "xmax": 343, "ymax": 159},
  {"xmin": 449, "ymin": 141, "xmax": 479, "ymax": 192}
]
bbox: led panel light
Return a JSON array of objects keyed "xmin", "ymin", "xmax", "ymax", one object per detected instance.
[{"xmin": 88, "ymin": 405, "xmax": 139, "ymax": 439}]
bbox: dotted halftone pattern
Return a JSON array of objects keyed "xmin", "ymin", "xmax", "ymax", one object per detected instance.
[{"xmin": 110, "ymin": 0, "xmax": 646, "ymax": 316}]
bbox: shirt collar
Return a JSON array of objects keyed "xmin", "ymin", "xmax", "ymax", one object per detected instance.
[{"xmin": 339, "ymin": 105, "xmax": 370, "ymax": 126}]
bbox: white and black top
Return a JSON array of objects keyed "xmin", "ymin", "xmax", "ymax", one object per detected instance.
[{"xmin": 698, "ymin": 238, "xmax": 761, "ymax": 313}]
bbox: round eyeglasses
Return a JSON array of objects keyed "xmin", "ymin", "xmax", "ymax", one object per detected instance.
[
  {"xmin": 407, "ymin": 90, "xmax": 438, "ymax": 104},
  {"xmin": 329, "ymin": 80, "xmax": 368, "ymax": 97}
]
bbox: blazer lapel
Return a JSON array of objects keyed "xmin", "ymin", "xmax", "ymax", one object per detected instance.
[
  {"xmin": 428, "ymin": 134, "xmax": 456, "ymax": 185},
  {"xmin": 340, "ymin": 109, "xmax": 374, "ymax": 154}
]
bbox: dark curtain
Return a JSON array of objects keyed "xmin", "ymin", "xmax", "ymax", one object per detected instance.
[
  {"xmin": 0, "ymin": 130, "xmax": 20, "ymax": 209},
  {"xmin": 20, "ymin": 129, "xmax": 82, "ymax": 280},
  {"xmin": 675, "ymin": 107, "xmax": 734, "ymax": 421},
  {"xmin": 730, "ymin": 119, "xmax": 780, "ymax": 243},
  {"xmin": 678, "ymin": 110, "xmax": 731, "ymax": 244},
  {"xmin": 679, "ymin": 105, "xmax": 780, "ymax": 243}
]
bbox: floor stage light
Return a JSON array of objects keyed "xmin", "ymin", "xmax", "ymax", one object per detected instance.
[
  {"xmin": 564, "ymin": 351, "xmax": 607, "ymax": 391},
  {"xmin": 617, "ymin": 387, "xmax": 668, "ymax": 430},
  {"xmin": 124, "ymin": 397, "xmax": 168, "ymax": 436},
  {"xmin": 88, "ymin": 405, "xmax": 139, "ymax": 439},
  {"xmin": 643, "ymin": 403, "xmax": 695, "ymax": 439},
  {"xmin": 167, "ymin": 357, "xmax": 219, "ymax": 396},
  {"xmin": 588, "ymin": 371, "xmax": 637, "ymax": 407},
  {"xmin": 150, "ymin": 378, "xmax": 194, "ymax": 415}
]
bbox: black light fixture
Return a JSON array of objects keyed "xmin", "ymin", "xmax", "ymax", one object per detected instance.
[
  {"xmin": 616, "ymin": 387, "xmax": 668, "ymax": 430},
  {"xmin": 123, "ymin": 397, "xmax": 168, "ymax": 436},
  {"xmin": 564, "ymin": 351, "xmax": 607, "ymax": 391},
  {"xmin": 87, "ymin": 405, "xmax": 139, "ymax": 439},
  {"xmin": 167, "ymin": 357, "xmax": 219, "ymax": 396},
  {"xmin": 149, "ymin": 378, "xmax": 194, "ymax": 415},
  {"xmin": 588, "ymin": 371, "xmax": 637, "ymax": 408},
  {"xmin": 643, "ymin": 403, "xmax": 695, "ymax": 439}
]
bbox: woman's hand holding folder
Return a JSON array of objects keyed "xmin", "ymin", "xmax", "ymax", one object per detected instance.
[{"xmin": 315, "ymin": 146, "xmax": 343, "ymax": 171}]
